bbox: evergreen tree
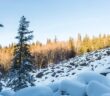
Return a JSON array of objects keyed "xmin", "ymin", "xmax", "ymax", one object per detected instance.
[
  {"xmin": 13, "ymin": 16, "xmax": 33, "ymax": 70},
  {"xmin": 7, "ymin": 16, "xmax": 35, "ymax": 91},
  {"xmin": 68, "ymin": 37, "xmax": 76, "ymax": 57}
]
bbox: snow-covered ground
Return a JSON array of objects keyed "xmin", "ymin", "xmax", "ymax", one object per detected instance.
[
  {"xmin": 34, "ymin": 47, "xmax": 110, "ymax": 85},
  {"xmin": 1, "ymin": 47, "xmax": 110, "ymax": 96}
]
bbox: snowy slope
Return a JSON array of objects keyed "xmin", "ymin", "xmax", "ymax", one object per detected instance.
[
  {"xmin": 1, "ymin": 47, "xmax": 110, "ymax": 96},
  {"xmin": 33, "ymin": 47, "xmax": 110, "ymax": 85}
]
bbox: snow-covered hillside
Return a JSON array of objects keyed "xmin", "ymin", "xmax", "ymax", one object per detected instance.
[
  {"xmin": 34, "ymin": 47, "xmax": 110, "ymax": 85},
  {"xmin": 1, "ymin": 47, "xmax": 110, "ymax": 96}
]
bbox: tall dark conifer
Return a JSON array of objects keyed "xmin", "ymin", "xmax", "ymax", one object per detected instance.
[
  {"xmin": 7, "ymin": 16, "xmax": 35, "ymax": 91},
  {"xmin": 13, "ymin": 16, "xmax": 33, "ymax": 70}
]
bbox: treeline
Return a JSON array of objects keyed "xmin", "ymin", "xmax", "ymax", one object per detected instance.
[
  {"xmin": 76, "ymin": 34, "xmax": 110, "ymax": 54},
  {"xmin": 31, "ymin": 40, "xmax": 75, "ymax": 69},
  {"xmin": 0, "ymin": 33, "xmax": 110, "ymax": 72}
]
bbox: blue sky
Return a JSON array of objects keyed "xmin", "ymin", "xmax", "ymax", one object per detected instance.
[{"xmin": 0, "ymin": 0, "xmax": 110, "ymax": 46}]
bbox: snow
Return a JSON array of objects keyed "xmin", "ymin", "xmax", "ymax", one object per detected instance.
[
  {"xmin": 76, "ymin": 71, "xmax": 110, "ymax": 87},
  {"xmin": 52, "ymin": 91, "xmax": 60, "ymax": 96},
  {"xmin": 31, "ymin": 48, "xmax": 110, "ymax": 86},
  {"xmin": 2, "ymin": 72, "xmax": 110, "ymax": 96},
  {"xmin": 0, "ymin": 90, "xmax": 15, "ymax": 96},
  {"xmin": 86, "ymin": 81, "xmax": 110, "ymax": 96},
  {"xmin": 6, "ymin": 71, "xmax": 110, "ymax": 96},
  {"xmin": 14, "ymin": 86, "xmax": 53, "ymax": 96},
  {"xmin": 60, "ymin": 79, "xmax": 86, "ymax": 96},
  {"xmin": 48, "ymin": 82, "xmax": 60, "ymax": 92},
  {"xmin": 2, "ymin": 47, "xmax": 110, "ymax": 96},
  {"xmin": 106, "ymin": 73, "xmax": 110, "ymax": 80},
  {"xmin": 102, "ymin": 93, "xmax": 110, "ymax": 96}
]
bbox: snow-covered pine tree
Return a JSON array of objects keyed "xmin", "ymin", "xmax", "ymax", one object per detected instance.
[{"xmin": 7, "ymin": 16, "xmax": 35, "ymax": 91}]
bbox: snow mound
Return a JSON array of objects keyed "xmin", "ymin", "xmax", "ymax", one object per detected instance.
[
  {"xmin": 60, "ymin": 79, "xmax": 86, "ymax": 96},
  {"xmin": 106, "ymin": 73, "xmax": 110, "ymax": 80},
  {"xmin": 102, "ymin": 93, "xmax": 110, "ymax": 96},
  {"xmin": 0, "ymin": 90, "xmax": 15, "ymax": 96},
  {"xmin": 48, "ymin": 82, "xmax": 60, "ymax": 92},
  {"xmin": 52, "ymin": 91, "xmax": 61, "ymax": 96},
  {"xmin": 3, "ymin": 71, "xmax": 110, "ymax": 96},
  {"xmin": 14, "ymin": 86, "xmax": 53, "ymax": 96},
  {"xmin": 86, "ymin": 81, "xmax": 110, "ymax": 96},
  {"xmin": 77, "ymin": 71, "xmax": 110, "ymax": 87}
]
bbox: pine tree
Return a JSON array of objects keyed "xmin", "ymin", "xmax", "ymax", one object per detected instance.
[
  {"xmin": 13, "ymin": 16, "xmax": 33, "ymax": 70},
  {"xmin": 7, "ymin": 16, "xmax": 35, "ymax": 91}
]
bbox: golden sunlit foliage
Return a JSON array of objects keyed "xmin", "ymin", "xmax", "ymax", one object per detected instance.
[{"xmin": 0, "ymin": 34, "xmax": 110, "ymax": 72}]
